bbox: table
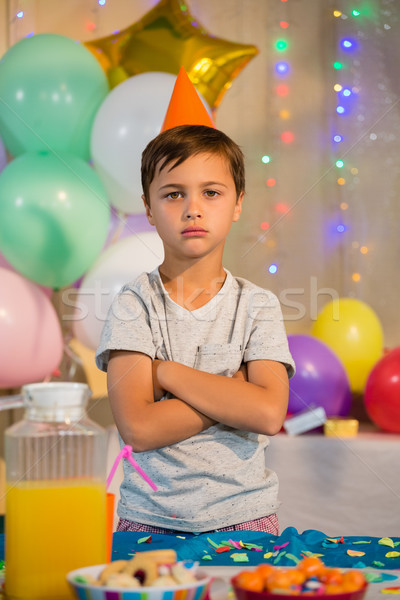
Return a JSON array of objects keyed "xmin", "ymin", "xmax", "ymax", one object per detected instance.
[
  {"xmin": 267, "ymin": 429, "xmax": 400, "ymax": 537},
  {"xmin": 1, "ymin": 528, "xmax": 399, "ymax": 598}
]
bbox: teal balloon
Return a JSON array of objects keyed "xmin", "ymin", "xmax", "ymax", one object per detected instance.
[
  {"xmin": 0, "ymin": 34, "xmax": 109, "ymax": 159},
  {"xmin": 0, "ymin": 151, "xmax": 110, "ymax": 289}
]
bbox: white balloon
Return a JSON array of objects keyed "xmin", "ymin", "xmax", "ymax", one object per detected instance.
[
  {"xmin": 91, "ymin": 72, "xmax": 211, "ymax": 214},
  {"xmin": 72, "ymin": 231, "xmax": 164, "ymax": 351}
]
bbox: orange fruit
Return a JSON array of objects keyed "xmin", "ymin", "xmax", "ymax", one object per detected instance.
[
  {"xmin": 255, "ymin": 564, "xmax": 275, "ymax": 587},
  {"xmin": 265, "ymin": 569, "xmax": 297, "ymax": 592},
  {"xmin": 342, "ymin": 570, "xmax": 366, "ymax": 592},
  {"xmin": 320, "ymin": 567, "xmax": 344, "ymax": 585},
  {"xmin": 298, "ymin": 556, "xmax": 325, "ymax": 578},
  {"xmin": 288, "ymin": 569, "xmax": 306, "ymax": 586},
  {"xmin": 233, "ymin": 570, "xmax": 264, "ymax": 592},
  {"xmin": 325, "ymin": 583, "xmax": 346, "ymax": 595}
]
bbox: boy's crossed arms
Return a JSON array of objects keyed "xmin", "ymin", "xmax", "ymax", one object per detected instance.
[{"xmin": 107, "ymin": 350, "xmax": 289, "ymax": 452}]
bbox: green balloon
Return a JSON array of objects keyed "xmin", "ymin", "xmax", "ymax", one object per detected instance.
[
  {"xmin": 0, "ymin": 33, "xmax": 109, "ymax": 160},
  {"xmin": 0, "ymin": 151, "xmax": 110, "ymax": 288}
]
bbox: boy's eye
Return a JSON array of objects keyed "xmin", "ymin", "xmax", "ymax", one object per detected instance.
[
  {"xmin": 204, "ymin": 190, "xmax": 219, "ymax": 198},
  {"xmin": 166, "ymin": 191, "xmax": 182, "ymax": 200}
]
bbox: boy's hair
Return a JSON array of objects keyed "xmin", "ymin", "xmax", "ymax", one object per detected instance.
[{"xmin": 141, "ymin": 124, "xmax": 245, "ymax": 206}]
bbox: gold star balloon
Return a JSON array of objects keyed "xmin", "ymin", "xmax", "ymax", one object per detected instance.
[{"xmin": 84, "ymin": 0, "xmax": 259, "ymax": 109}]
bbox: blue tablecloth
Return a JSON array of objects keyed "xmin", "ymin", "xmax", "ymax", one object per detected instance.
[
  {"xmin": 1, "ymin": 527, "xmax": 400, "ymax": 570},
  {"xmin": 109, "ymin": 527, "xmax": 400, "ymax": 570}
]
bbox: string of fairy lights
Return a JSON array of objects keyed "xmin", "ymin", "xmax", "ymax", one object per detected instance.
[
  {"xmin": 259, "ymin": 2, "xmax": 379, "ymax": 287},
  {"xmin": 331, "ymin": 5, "xmax": 367, "ymax": 288},
  {"xmin": 260, "ymin": 0, "xmax": 293, "ymax": 278}
]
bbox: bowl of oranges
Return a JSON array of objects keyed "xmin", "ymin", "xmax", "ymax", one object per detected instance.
[{"xmin": 231, "ymin": 556, "xmax": 368, "ymax": 599}]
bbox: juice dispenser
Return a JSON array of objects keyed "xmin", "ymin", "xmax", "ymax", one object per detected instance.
[{"xmin": 5, "ymin": 382, "xmax": 107, "ymax": 600}]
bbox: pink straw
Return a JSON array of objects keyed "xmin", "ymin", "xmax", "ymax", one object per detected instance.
[{"xmin": 107, "ymin": 445, "xmax": 158, "ymax": 491}]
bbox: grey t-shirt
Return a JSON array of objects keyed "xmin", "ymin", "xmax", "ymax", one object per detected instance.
[{"xmin": 96, "ymin": 268, "xmax": 295, "ymax": 532}]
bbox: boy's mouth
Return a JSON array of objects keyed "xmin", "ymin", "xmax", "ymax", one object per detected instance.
[{"xmin": 181, "ymin": 226, "xmax": 208, "ymax": 237}]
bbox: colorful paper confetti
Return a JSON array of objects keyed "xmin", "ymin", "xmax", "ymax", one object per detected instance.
[
  {"xmin": 230, "ymin": 553, "xmax": 249, "ymax": 563},
  {"xmin": 215, "ymin": 546, "xmax": 231, "ymax": 553},
  {"xmin": 381, "ymin": 587, "xmax": 400, "ymax": 594},
  {"xmin": 273, "ymin": 551, "xmax": 286, "ymax": 564},
  {"xmin": 386, "ymin": 552, "xmax": 400, "ymax": 558},
  {"xmin": 273, "ymin": 541, "xmax": 290, "ymax": 551},
  {"xmin": 285, "ymin": 553, "xmax": 301, "ymax": 564},
  {"xmin": 137, "ymin": 535, "xmax": 152, "ymax": 544},
  {"xmin": 379, "ymin": 538, "xmax": 395, "ymax": 548},
  {"xmin": 347, "ymin": 550, "xmax": 366, "ymax": 557}
]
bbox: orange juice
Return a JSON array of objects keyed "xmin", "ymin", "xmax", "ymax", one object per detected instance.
[{"xmin": 5, "ymin": 479, "xmax": 107, "ymax": 600}]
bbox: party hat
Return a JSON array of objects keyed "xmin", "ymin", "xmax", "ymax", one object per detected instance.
[{"xmin": 161, "ymin": 67, "xmax": 216, "ymax": 131}]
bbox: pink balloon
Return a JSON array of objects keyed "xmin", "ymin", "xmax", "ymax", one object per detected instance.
[
  {"xmin": 0, "ymin": 268, "xmax": 63, "ymax": 388},
  {"xmin": 0, "ymin": 250, "xmax": 52, "ymax": 298}
]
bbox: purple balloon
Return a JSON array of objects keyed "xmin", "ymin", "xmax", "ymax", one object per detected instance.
[
  {"xmin": 288, "ymin": 334, "xmax": 352, "ymax": 417},
  {"xmin": 105, "ymin": 208, "xmax": 152, "ymax": 247}
]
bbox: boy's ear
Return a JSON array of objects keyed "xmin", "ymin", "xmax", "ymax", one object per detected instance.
[
  {"xmin": 232, "ymin": 192, "xmax": 244, "ymax": 222},
  {"xmin": 142, "ymin": 195, "xmax": 154, "ymax": 224}
]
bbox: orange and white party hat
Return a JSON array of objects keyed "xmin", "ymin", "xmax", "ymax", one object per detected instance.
[{"xmin": 161, "ymin": 67, "xmax": 216, "ymax": 132}]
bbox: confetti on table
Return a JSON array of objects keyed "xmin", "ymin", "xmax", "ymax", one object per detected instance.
[
  {"xmin": 322, "ymin": 540, "xmax": 338, "ymax": 548},
  {"xmin": 353, "ymin": 561, "xmax": 367, "ymax": 569},
  {"xmin": 301, "ymin": 551, "xmax": 324, "ymax": 558},
  {"xmin": 373, "ymin": 561, "xmax": 385, "ymax": 568},
  {"xmin": 176, "ymin": 536, "xmax": 186, "ymax": 539},
  {"xmin": 381, "ymin": 587, "xmax": 400, "ymax": 594},
  {"xmin": 215, "ymin": 546, "xmax": 231, "ymax": 553},
  {"xmin": 206, "ymin": 537, "xmax": 220, "ymax": 549},
  {"xmin": 264, "ymin": 552, "xmax": 273, "ymax": 559},
  {"xmin": 347, "ymin": 549, "xmax": 366, "ymax": 557},
  {"xmin": 365, "ymin": 572, "xmax": 398, "ymax": 584},
  {"xmin": 352, "ymin": 540, "xmax": 371, "ymax": 545},
  {"xmin": 273, "ymin": 551, "xmax": 286, "ymax": 564},
  {"xmin": 137, "ymin": 535, "xmax": 152, "ymax": 544},
  {"xmin": 227, "ymin": 539, "xmax": 242, "ymax": 550},
  {"xmin": 273, "ymin": 542, "xmax": 290, "ymax": 551},
  {"xmin": 386, "ymin": 552, "xmax": 400, "ymax": 558},
  {"xmin": 285, "ymin": 553, "xmax": 301, "ymax": 564},
  {"xmin": 379, "ymin": 538, "xmax": 395, "ymax": 548},
  {"xmin": 201, "ymin": 555, "xmax": 212, "ymax": 561},
  {"xmin": 242, "ymin": 542, "xmax": 263, "ymax": 551},
  {"xmin": 230, "ymin": 553, "xmax": 249, "ymax": 563}
]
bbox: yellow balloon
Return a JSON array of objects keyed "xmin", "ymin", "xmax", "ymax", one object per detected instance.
[
  {"xmin": 311, "ymin": 298, "xmax": 384, "ymax": 394},
  {"xmin": 84, "ymin": 0, "xmax": 258, "ymax": 109}
]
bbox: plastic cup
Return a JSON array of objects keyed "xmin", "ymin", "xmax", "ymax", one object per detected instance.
[{"xmin": 106, "ymin": 492, "xmax": 115, "ymax": 562}]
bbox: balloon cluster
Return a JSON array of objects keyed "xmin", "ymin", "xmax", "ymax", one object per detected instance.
[
  {"xmin": 289, "ymin": 298, "xmax": 400, "ymax": 434},
  {"xmin": 0, "ymin": 2, "xmax": 257, "ymax": 390},
  {"xmin": 0, "ymin": 33, "xmax": 110, "ymax": 387}
]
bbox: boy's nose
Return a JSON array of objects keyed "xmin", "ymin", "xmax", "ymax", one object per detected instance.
[{"xmin": 184, "ymin": 197, "xmax": 202, "ymax": 219}]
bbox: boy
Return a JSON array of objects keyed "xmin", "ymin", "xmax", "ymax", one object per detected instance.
[{"xmin": 96, "ymin": 124, "xmax": 295, "ymax": 534}]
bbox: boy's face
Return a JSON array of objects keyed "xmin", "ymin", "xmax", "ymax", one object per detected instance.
[{"xmin": 143, "ymin": 152, "xmax": 243, "ymax": 263}]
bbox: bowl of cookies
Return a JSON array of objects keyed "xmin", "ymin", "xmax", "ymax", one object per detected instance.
[
  {"xmin": 67, "ymin": 549, "xmax": 210, "ymax": 600},
  {"xmin": 231, "ymin": 557, "xmax": 368, "ymax": 599}
]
